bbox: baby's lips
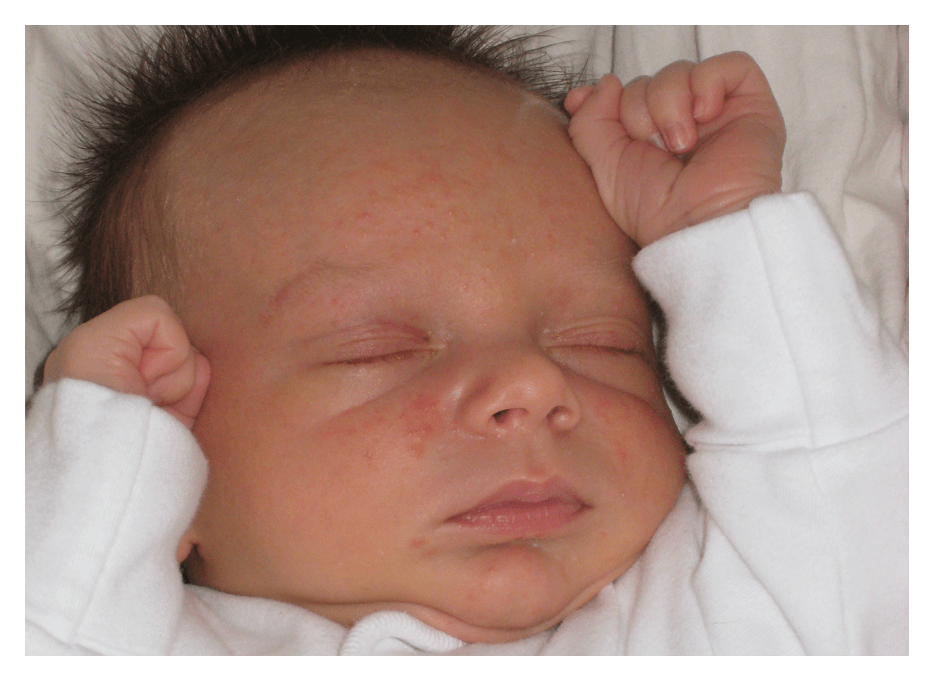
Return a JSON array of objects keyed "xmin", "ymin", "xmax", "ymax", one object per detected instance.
[{"xmin": 448, "ymin": 477, "xmax": 587, "ymax": 521}]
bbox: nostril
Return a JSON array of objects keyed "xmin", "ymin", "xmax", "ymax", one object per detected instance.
[
  {"xmin": 548, "ymin": 404, "xmax": 579, "ymax": 430},
  {"xmin": 547, "ymin": 405, "xmax": 566, "ymax": 419},
  {"xmin": 493, "ymin": 410, "xmax": 509, "ymax": 423}
]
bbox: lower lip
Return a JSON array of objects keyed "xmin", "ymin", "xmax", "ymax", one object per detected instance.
[{"xmin": 448, "ymin": 498, "xmax": 585, "ymax": 536}]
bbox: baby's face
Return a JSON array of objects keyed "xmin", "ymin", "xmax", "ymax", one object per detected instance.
[{"xmin": 167, "ymin": 53, "xmax": 686, "ymax": 644}]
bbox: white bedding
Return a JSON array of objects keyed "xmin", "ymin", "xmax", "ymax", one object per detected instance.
[{"xmin": 24, "ymin": 26, "xmax": 909, "ymax": 398}]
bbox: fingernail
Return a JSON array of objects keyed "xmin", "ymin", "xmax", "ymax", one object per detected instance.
[
  {"xmin": 649, "ymin": 133, "xmax": 666, "ymax": 150},
  {"xmin": 664, "ymin": 123, "xmax": 688, "ymax": 153}
]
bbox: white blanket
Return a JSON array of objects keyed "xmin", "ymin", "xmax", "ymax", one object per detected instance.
[{"xmin": 24, "ymin": 26, "xmax": 909, "ymax": 397}]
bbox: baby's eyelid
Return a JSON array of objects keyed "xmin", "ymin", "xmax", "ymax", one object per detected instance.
[
  {"xmin": 547, "ymin": 343, "xmax": 643, "ymax": 360},
  {"xmin": 569, "ymin": 342, "xmax": 639, "ymax": 353},
  {"xmin": 544, "ymin": 322, "xmax": 648, "ymax": 350},
  {"xmin": 327, "ymin": 336, "xmax": 442, "ymax": 365},
  {"xmin": 338, "ymin": 348, "xmax": 431, "ymax": 365}
]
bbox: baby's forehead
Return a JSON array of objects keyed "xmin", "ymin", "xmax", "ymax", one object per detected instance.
[
  {"xmin": 162, "ymin": 50, "xmax": 645, "ymax": 347},
  {"xmin": 158, "ymin": 50, "xmax": 577, "ymax": 235},
  {"xmin": 166, "ymin": 49, "xmax": 567, "ymax": 164},
  {"xmin": 157, "ymin": 50, "xmax": 637, "ymax": 311}
]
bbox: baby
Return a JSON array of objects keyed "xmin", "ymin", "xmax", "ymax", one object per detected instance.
[{"xmin": 26, "ymin": 26, "xmax": 907, "ymax": 654}]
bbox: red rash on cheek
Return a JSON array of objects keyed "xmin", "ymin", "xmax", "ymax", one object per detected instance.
[
  {"xmin": 399, "ymin": 392, "xmax": 442, "ymax": 460},
  {"xmin": 301, "ymin": 390, "xmax": 442, "ymax": 474}
]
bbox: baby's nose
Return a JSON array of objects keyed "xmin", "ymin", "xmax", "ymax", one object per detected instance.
[{"xmin": 456, "ymin": 349, "xmax": 581, "ymax": 436}]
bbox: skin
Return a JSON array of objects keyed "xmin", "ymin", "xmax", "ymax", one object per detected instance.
[
  {"xmin": 171, "ymin": 52, "xmax": 687, "ymax": 644},
  {"xmin": 44, "ymin": 50, "xmax": 783, "ymax": 645},
  {"xmin": 564, "ymin": 52, "xmax": 784, "ymax": 246}
]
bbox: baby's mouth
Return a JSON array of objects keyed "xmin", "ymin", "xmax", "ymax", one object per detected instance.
[{"xmin": 447, "ymin": 478, "xmax": 588, "ymax": 536}]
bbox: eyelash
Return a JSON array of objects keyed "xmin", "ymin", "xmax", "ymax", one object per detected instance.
[
  {"xmin": 339, "ymin": 344, "xmax": 639, "ymax": 364},
  {"xmin": 339, "ymin": 349, "xmax": 424, "ymax": 366},
  {"xmin": 552, "ymin": 343, "xmax": 641, "ymax": 357},
  {"xmin": 321, "ymin": 333, "xmax": 641, "ymax": 370}
]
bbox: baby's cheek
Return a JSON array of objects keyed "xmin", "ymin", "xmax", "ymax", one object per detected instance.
[
  {"xmin": 397, "ymin": 392, "xmax": 443, "ymax": 460},
  {"xmin": 585, "ymin": 385, "xmax": 686, "ymax": 479},
  {"xmin": 586, "ymin": 387, "xmax": 626, "ymax": 426},
  {"xmin": 586, "ymin": 386, "xmax": 658, "ymax": 443},
  {"xmin": 318, "ymin": 411, "xmax": 392, "ymax": 470},
  {"xmin": 297, "ymin": 390, "xmax": 445, "ymax": 476}
]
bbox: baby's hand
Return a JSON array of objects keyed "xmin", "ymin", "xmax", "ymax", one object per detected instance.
[
  {"xmin": 42, "ymin": 296, "xmax": 210, "ymax": 430},
  {"xmin": 565, "ymin": 52, "xmax": 785, "ymax": 247}
]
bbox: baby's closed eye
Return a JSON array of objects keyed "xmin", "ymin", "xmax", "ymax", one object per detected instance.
[
  {"xmin": 330, "ymin": 348, "xmax": 433, "ymax": 366},
  {"xmin": 543, "ymin": 321, "xmax": 654, "ymax": 387},
  {"xmin": 316, "ymin": 323, "xmax": 438, "ymax": 368}
]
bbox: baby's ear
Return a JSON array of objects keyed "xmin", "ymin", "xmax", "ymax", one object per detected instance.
[{"xmin": 176, "ymin": 526, "xmax": 200, "ymax": 564}]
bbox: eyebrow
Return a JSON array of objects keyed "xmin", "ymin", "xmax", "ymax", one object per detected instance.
[
  {"xmin": 260, "ymin": 244, "xmax": 636, "ymax": 325},
  {"xmin": 261, "ymin": 259, "xmax": 376, "ymax": 323}
]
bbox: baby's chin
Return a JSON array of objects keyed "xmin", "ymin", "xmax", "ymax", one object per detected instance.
[
  {"xmin": 307, "ymin": 561, "xmax": 632, "ymax": 645},
  {"xmin": 398, "ymin": 588, "xmax": 609, "ymax": 645}
]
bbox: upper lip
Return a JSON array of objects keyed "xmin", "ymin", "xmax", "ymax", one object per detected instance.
[{"xmin": 448, "ymin": 476, "xmax": 587, "ymax": 519}]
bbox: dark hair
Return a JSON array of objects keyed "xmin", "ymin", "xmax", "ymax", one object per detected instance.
[{"xmin": 55, "ymin": 26, "xmax": 581, "ymax": 325}]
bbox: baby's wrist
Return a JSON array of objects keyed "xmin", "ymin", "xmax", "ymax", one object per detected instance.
[{"xmin": 686, "ymin": 186, "xmax": 783, "ymax": 229}]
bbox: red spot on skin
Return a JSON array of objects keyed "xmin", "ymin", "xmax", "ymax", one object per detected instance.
[
  {"xmin": 410, "ymin": 537, "xmax": 426, "ymax": 549},
  {"xmin": 400, "ymin": 392, "xmax": 441, "ymax": 459}
]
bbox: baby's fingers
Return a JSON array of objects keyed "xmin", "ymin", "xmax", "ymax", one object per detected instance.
[
  {"xmin": 144, "ymin": 348, "xmax": 199, "ymax": 406},
  {"xmin": 161, "ymin": 353, "xmax": 211, "ymax": 430},
  {"xmin": 122, "ymin": 296, "xmax": 211, "ymax": 428},
  {"xmin": 689, "ymin": 52, "xmax": 781, "ymax": 135},
  {"xmin": 566, "ymin": 73, "xmax": 627, "ymax": 171},
  {"xmin": 642, "ymin": 60, "xmax": 698, "ymax": 154},
  {"xmin": 617, "ymin": 76, "xmax": 663, "ymax": 148},
  {"xmin": 563, "ymin": 85, "xmax": 594, "ymax": 116},
  {"xmin": 133, "ymin": 298, "xmax": 199, "ymax": 404}
]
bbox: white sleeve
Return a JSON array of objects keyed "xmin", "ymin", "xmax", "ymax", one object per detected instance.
[
  {"xmin": 26, "ymin": 379, "xmax": 208, "ymax": 655},
  {"xmin": 633, "ymin": 193, "xmax": 908, "ymax": 654}
]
